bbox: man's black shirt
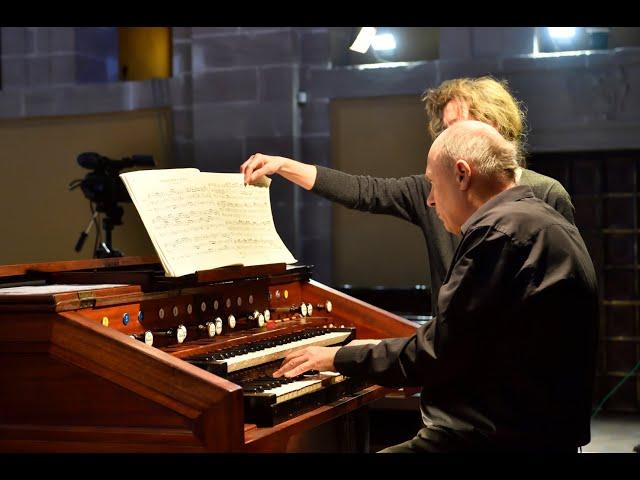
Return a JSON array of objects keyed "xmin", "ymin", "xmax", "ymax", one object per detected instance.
[
  {"xmin": 335, "ymin": 185, "xmax": 598, "ymax": 450},
  {"xmin": 313, "ymin": 166, "xmax": 575, "ymax": 315}
]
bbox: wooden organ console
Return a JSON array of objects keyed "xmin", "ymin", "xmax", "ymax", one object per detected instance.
[{"xmin": 0, "ymin": 256, "xmax": 417, "ymax": 452}]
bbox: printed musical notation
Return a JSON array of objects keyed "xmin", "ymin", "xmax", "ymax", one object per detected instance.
[{"xmin": 120, "ymin": 168, "xmax": 296, "ymax": 277}]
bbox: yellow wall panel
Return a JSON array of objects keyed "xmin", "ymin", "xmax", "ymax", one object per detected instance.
[
  {"xmin": 0, "ymin": 109, "xmax": 174, "ymax": 264},
  {"xmin": 119, "ymin": 27, "xmax": 172, "ymax": 81}
]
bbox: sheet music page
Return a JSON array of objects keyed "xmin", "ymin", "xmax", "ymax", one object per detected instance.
[
  {"xmin": 202, "ymin": 172, "xmax": 297, "ymax": 266},
  {"xmin": 120, "ymin": 168, "xmax": 243, "ymax": 277},
  {"xmin": 120, "ymin": 169, "xmax": 296, "ymax": 277}
]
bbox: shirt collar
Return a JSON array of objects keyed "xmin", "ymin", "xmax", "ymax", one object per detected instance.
[
  {"xmin": 515, "ymin": 167, "xmax": 523, "ymax": 184},
  {"xmin": 460, "ymin": 185, "xmax": 534, "ymax": 235}
]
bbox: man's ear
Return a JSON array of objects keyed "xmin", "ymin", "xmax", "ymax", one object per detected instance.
[{"xmin": 455, "ymin": 160, "xmax": 471, "ymax": 190}]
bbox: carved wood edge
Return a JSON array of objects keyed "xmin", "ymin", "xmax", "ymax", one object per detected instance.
[
  {"xmin": 304, "ymin": 280, "xmax": 418, "ymax": 336},
  {"xmin": 52, "ymin": 311, "xmax": 246, "ymax": 450},
  {"xmin": 0, "ymin": 424, "xmax": 206, "ymax": 453},
  {"xmin": 243, "ymin": 385, "xmax": 392, "ymax": 452},
  {"xmin": 195, "ymin": 263, "xmax": 287, "ymax": 283},
  {"xmin": 0, "ymin": 256, "xmax": 160, "ymax": 278}
]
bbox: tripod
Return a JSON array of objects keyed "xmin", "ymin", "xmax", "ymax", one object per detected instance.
[
  {"xmin": 74, "ymin": 202, "xmax": 125, "ymax": 258},
  {"xmin": 94, "ymin": 202, "xmax": 124, "ymax": 258}
]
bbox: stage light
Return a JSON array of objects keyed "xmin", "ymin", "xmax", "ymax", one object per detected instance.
[
  {"xmin": 371, "ymin": 33, "xmax": 396, "ymax": 51},
  {"xmin": 547, "ymin": 27, "xmax": 576, "ymax": 40},
  {"xmin": 350, "ymin": 27, "xmax": 377, "ymax": 53}
]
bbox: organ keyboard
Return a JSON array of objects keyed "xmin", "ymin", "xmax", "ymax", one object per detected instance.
[
  {"xmin": 0, "ymin": 256, "xmax": 417, "ymax": 452},
  {"xmin": 186, "ymin": 328, "xmax": 355, "ymax": 375}
]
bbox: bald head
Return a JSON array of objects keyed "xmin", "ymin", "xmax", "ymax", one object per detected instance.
[
  {"xmin": 425, "ymin": 120, "xmax": 519, "ymax": 235},
  {"xmin": 431, "ymin": 120, "xmax": 519, "ymax": 182}
]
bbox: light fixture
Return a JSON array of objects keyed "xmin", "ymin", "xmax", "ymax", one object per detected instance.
[
  {"xmin": 371, "ymin": 33, "xmax": 396, "ymax": 51},
  {"xmin": 547, "ymin": 27, "xmax": 576, "ymax": 40},
  {"xmin": 350, "ymin": 27, "xmax": 377, "ymax": 53}
]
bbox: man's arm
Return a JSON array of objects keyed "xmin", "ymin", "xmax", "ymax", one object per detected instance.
[
  {"xmin": 332, "ymin": 228, "xmax": 516, "ymax": 389},
  {"xmin": 241, "ymin": 154, "xmax": 317, "ymax": 190},
  {"xmin": 242, "ymin": 153, "xmax": 427, "ymax": 225},
  {"xmin": 274, "ymin": 228, "xmax": 516, "ymax": 390},
  {"xmin": 272, "ymin": 339, "xmax": 382, "ymax": 379}
]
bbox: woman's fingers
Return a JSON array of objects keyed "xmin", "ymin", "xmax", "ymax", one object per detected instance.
[{"xmin": 241, "ymin": 154, "xmax": 262, "ymax": 183}]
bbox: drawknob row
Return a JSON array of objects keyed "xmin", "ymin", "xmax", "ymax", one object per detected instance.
[
  {"xmin": 130, "ymin": 309, "xmax": 270, "ymax": 346},
  {"xmin": 130, "ymin": 301, "xmax": 333, "ymax": 347},
  {"xmin": 271, "ymin": 300, "xmax": 332, "ymax": 317}
]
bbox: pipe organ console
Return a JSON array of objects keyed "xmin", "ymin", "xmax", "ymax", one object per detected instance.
[{"xmin": 0, "ymin": 257, "xmax": 417, "ymax": 452}]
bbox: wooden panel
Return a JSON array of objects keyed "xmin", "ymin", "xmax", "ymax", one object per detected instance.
[
  {"xmin": 0, "ymin": 425, "xmax": 205, "ymax": 453},
  {"xmin": 0, "ymin": 255, "xmax": 159, "ymax": 278},
  {"xmin": 0, "ymin": 353, "xmax": 194, "ymax": 429},
  {"xmin": 0, "ymin": 109, "xmax": 173, "ymax": 265},
  {"xmin": 330, "ymin": 95, "xmax": 430, "ymax": 288},
  {"xmin": 244, "ymin": 385, "xmax": 390, "ymax": 451},
  {"xmin": 196, "ymin": 263, "xmax": 286, "ymax": 283},
  {"xmin": 53, "ymin": 312, "xmax": 241, "ymax": 415},
  {"xmin": 303, "ymin": 280, "xmax": 417, "ymax": 339},
  {"xmin": 0, "ymin": 310, "xmax": 245, "ymax": 452},
  {"xmin": 531, "ymin": 150, "xmax": 640, "ymax": 413}
]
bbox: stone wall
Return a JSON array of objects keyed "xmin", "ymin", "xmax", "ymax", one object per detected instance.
[{"xmin": 2, "ymin": 27, "xmax": 640, "ymax": 284}]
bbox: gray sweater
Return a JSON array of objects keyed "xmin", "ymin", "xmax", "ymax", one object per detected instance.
[{"xmin": 312, "ymin": 166, "xmax": 575, "ymax": 314}]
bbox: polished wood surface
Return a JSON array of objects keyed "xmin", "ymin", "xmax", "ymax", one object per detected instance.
[
  {"xmin": 0, "ymin": 256, "xmax": 159, "ymax": 278},
  {"xmin": 0, "ymin": 257, "xmax": 417, "ymax": 452},
  {"xmin": 304, "ymin": 280, "xmax": 417, "ymax": 339},
  {"xmin": 244, "ymin": 384, "xmax": 390, "ymax": 452},
  {"xmin": 1, "ymin": 310, "xmax": 244, "ymax": 452},
  {"xmin": 196, "ymin": 263, "xmax": 286, "ymax": 283}
]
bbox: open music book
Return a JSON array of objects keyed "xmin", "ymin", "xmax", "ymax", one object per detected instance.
[{"xmin": 120, "ymin": 168, "xmax": 297, "ymax": 277}]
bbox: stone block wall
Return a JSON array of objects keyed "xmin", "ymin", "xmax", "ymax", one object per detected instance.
[
  {"xmin": 190, "ymin": 27, "xmax": 302, "ymax": 256},
  {"xmin": 296, "ymin": 28, "xmax": 640, "ymax": 284},
  {"xmin": 2, "ymin": 26, "xmax": 640, "ymax": 285}
]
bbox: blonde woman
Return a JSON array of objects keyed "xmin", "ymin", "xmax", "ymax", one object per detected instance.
[{"xmin": 241, "ymin": 76, "xmax": 575, "ymax": 315}]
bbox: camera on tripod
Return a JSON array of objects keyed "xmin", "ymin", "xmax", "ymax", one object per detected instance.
[{"xmin": 69, "ymin": 152, "xmax": 155, "ymax": 258}]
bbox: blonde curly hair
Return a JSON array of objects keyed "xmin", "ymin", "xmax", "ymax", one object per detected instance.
[{"xmin": 421, "ymin": 76, "xmax": 528, "ymax": 165}]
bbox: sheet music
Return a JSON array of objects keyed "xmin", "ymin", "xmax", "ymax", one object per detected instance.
[
  {"xmin": 202, "ymin": 173, "xmax": 297, "ymax": 266},
  {"xmin": 120, "ymin": 168, "xmax": 296, "ymax": 277}
]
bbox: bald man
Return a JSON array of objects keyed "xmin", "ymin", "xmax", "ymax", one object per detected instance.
[
  {"xmin": 273, "ymin": 120, "xmax": 598, "ymax": 453},
  {"xmin": 241, "ymin": 77, "xmax": 575, "ymax": 316}
]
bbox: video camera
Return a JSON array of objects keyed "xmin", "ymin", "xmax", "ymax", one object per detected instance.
[
  {"xmin": 75, "ymin": 152, "xmax": 154, "ymax": 206},
  {"xmin": 69, "ymin": 152, "xmax": 155, "ymax": 257}
]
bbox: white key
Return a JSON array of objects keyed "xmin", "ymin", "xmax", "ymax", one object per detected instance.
[
  {"xmin": 269, "ymin": 379, "xmax": 322, "ymax": 404},
  {"xmin": 224, "ymin": 331, "xmax": 351, "ymax": 372},
  {"xmin": 263, "ymin": 373, "xmax": 346, "ymax": 404}
]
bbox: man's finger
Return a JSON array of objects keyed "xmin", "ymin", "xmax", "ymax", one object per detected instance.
[
  {"xmin": 283, "ymin": 361, "xmax": 312, "ymax": 378},
  {"xmin": 280, "ymin": 352, "xmax": 308, "ymax": 371},
  {"xmin": 280, "ymin": 347, "xmax": 308, "ymax": 364},
  {"xmin": 273, "ymin": 352, "xmax": 308, "ymax": 377}
]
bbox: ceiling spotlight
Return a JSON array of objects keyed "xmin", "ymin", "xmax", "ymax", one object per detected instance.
[
  {"xmin": 350, "ymin": 27, "xmax": 377, "ymax": 53},
  {"xmin": 547, "ymin": 27, "xmax": 577, "ymax": 39},
  {"xmin": 372, "ymin": 33, "xmax": 396, "ymax": 51}
]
